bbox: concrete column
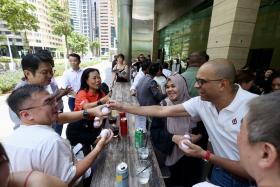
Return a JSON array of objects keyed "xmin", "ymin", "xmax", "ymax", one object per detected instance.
[
  {"xmin": 152, "ymin": 11, "xmax": 159, "ymax": 63},
  {"xmin": 117, "ymin": 0, "xmax": 132, "ymax": 65},
  {"xmin": 207, "ymin": 0, "xmax": 261, "ymax": 69}
]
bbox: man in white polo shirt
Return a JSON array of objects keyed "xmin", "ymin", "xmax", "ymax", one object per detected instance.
[
  {"xmin": 62, "ymin": 53, "xmax": 84, "ymax": 111},
  {"xmin": 108, "ymin": 58, "xmax": 257, "ymax": 186}
]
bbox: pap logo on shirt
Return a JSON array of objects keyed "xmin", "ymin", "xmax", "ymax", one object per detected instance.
[{"xmin": 232, "ymin": 118, "xmax": 237, "ymax": 125}]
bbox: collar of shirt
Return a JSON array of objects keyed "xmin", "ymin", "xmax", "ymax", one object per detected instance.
[{"xmin": 70, "ymin": 68, "xmax": 82, "ymax": 72}]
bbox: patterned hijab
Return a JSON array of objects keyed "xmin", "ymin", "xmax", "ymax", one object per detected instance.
[{"xmin": 165, "ymin": 73, "xmax": 193, "ymax": 166}]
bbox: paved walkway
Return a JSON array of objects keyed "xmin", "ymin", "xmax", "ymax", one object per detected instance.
[{"xmin": 0, "ymin": 60, "xmax": 113, "ymax": 141}]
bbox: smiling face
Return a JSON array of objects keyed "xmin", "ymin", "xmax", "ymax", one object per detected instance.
[
  {"xmin": 24, "ymin": 62, "xmax": 53, "ymax": 86},
  {"xmin": 166, "ymin": 79, "xmax": 179, "ymax": 102},
  {"xmin": 86, "ymin": 71, "xmax": 102, "ymax": 91},
  {"xmin": 19, "ymin": 91, "xmax": 58, "ymax": 125}
]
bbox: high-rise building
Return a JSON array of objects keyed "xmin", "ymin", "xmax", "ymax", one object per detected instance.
[
  {"xmin": 69, "ymin": 0, "xmax": 99, "ymax": 41},
  {"xmin": 0, "ymin": 0, "xmax": 65, "ymax": 57},
  {"xmin": 99, "ymin": 0, "xmax": 116, "ymax": 55}
]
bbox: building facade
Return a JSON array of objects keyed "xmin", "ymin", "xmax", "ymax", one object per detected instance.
[{"xmin": 0, "ymin": 0, "xmax": 64, "ymax": 58}]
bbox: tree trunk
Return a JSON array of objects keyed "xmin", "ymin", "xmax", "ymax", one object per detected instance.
[{"xmin": 65, "ymin": 35, "xmax": 69, "ymax": 55}]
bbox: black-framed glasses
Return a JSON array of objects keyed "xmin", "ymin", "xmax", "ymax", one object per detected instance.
[
  {"xmin": 18, "ymin": 92, "xmax": 58, "ymax": 112},
  {"xmin": 195, "ymin": 78, "xmax": 223, "ymax": 86}
]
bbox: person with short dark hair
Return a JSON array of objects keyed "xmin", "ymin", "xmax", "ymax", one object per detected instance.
[
  {"xmin": 9, "ymin": 50, "xmax": 68, "ymax": 135},
  {"xmin": 162, "ymin": 62, "xmax": 171, "ymax": 78},
  {"xmin": 237, "ymin": 91, "xmax": 280, "ymax": 186},
  {"xmin": 3, "ymin": 84, "xmax": 112, "ymax": 186},
  {"xmin": 62, "ymin": 53, "xmax": 83, "ymax": 111},
  {"xmin": 235, "ymin": 70, "xmax": 261, "ymax": 94}
]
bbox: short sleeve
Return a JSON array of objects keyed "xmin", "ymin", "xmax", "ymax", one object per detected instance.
[
  {"xmin": 74, "ymin": 90, "xmax": 89, "ymax": 111},
  {"xmin": 41, "ymin": 138, "xmax": 77, "ymax": 184},
  {"xmin": 182, "ymin": 97, "xmax": 200, "ymax": 118}
]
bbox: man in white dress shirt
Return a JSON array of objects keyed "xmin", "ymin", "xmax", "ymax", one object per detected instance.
[
  {"xmin": 62, "ymin": 53, "xmax": 84, "ymax": 111},
  {"xmin": 3, "ymin": 84, "xmax": 112, "ymax": 186}
]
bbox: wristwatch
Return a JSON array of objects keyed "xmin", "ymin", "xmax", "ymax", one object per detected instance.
[
  {"xmin": 97, "ymin": 100, "xmax": 102, "ymax": 106},
  {"xmin": 83, "ymin": 109, "xmax": 89, "ymax": 119}
]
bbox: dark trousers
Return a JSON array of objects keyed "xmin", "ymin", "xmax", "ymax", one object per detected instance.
[
  {"xmin": 68, "ymin": 97, "xmax": 75, "ymax": 111},
  {"xmin": 210, "ymin": 166, "xmax": 256, "ymax": 187}
]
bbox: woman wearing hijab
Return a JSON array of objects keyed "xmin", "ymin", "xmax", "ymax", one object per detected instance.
[{"xmin": 151, "ymin": 73, "xmax": 202, "ymax": 187}]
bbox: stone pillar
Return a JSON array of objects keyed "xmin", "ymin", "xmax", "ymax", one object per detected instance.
[
  {"xmin": 118, "ymin": 0, "xmax": 132, "ymax": 65},
  {"xmin": 207, "ymin": 0, "xmax": 261, "ymax": 69},
  {"xmin": 152, "ymin": 11, "xmax": 159, "ymax": 63}
]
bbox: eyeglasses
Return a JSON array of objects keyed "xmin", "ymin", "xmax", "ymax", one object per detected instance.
[
  {"xmin": 18, "ymin": 92, "xmax": 58, "ymax": 112},
  {"xmin": 195, "ymin": 78, "xmax": 223, "ymax": 86}
]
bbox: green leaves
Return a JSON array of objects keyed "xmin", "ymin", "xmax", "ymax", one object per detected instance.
[
  {"xmin": 0, "ymin": 0, "xmax": 39, "ymax": 33},
  {"xmin": 47, "ymin": 0, "xmax": 72, "ymax": 54},
  {"xmin": 68, "ymin": 32, "xmax": 89, "ymax": 55}
]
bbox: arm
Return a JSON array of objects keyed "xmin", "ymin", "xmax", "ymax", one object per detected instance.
[
  {"xmin": 70, "ymin": 133, "xmax": 113, "ymax": 185},
  {"xmin": 177, "ymin": 139, "xmax": 252, "ymax": 179},
  {"xmin": 57, "ymin": 105, "xmax": 105, "ymax": 124},
  {"xmin": 108, "ymin": 100, "xmax": 189, "ymax": 117},
  {"xmin": 82, "ymin": 95, "xmax": 110, "ymax": 109}
]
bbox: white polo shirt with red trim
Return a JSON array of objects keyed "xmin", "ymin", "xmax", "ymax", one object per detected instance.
[{"xmin": 182, "ymin": 86, "xmax": 257, "ymax": 160}]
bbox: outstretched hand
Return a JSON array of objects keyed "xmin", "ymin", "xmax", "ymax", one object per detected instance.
[{"xmin": 106, "ymin": 100, "xmax": 122, "ymax": 111}]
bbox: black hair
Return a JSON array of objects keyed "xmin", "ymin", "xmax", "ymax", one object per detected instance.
[
  {"xmin": 117, "ymin": 53, "xmax": 125, "ymax": 60},
  {"xmin": 0, "ymin": 143, "xmax": 9, "ymax": 164},
  {"xmin": 163, "ymin": 62, "xmax": 169, "ymax": 69},
  {"xmin": 141, "ymin": 60, "xmax": 150, "ymax": 71},
  {"xmin": 149, "ymin": 63, "xmax": 161, "ymax": 76},
  {"xmin": 79, "ymin": 68, "xmax": 103, "ymax": 97},
  {"xmin": 68, "ymin": 53, "xmax": 81, "ymax": 62},
  {"xmin": 7, "ymin": 84, "xmax": 46, "ymax": 117},
  {"xmin": 21, "ymin": 50, "xmax": 53, "ymax": 76}
]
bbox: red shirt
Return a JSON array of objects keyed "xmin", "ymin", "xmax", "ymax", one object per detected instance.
[{"xmin": 74, "ymin": 89, "xmax": 105, "ymax": 111}]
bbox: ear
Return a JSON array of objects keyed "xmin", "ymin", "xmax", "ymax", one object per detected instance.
[
  {"xmin": 23, "ymin": 70, "xmax": 32, "ymax": 79},
  {"xmin": 19, "ymin": 110, "xmax": 34, "ymax": 121},
  {"xmin": 259, "ymin": 142, "xmax": 278, "ymax": 169}
]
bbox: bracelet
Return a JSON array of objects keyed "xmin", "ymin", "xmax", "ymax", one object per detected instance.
[{"xmin": 203, "ymin": 150, "xmax": 211, "ymax": 162}]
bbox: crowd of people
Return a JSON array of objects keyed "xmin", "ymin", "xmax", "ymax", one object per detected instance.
[{"xmin": 0, "ymin": 50, "xmax": 279, "ymax": 187}]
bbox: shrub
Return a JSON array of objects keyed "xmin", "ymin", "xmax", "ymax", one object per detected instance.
[
  {"xmin": 0, "ymin": 56, "xmax": 11, "ymax": 63},
  {"xmin": 0, "ymin": 70, "xmax": 23, "ymax": 94}
]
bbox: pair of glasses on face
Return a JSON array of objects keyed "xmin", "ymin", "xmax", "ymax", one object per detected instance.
[
  {"xmin": 18, "ymin": 92, "xmax": 59, "ymax": 112},
  {"xmin": 195, "ymin": 78, "xmax": 223, "ymax": 86}
]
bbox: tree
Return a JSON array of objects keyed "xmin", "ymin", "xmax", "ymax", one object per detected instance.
[
  {"xmin": 0, "ymin": 0, "xmax": 39, "ymax": 32},
  {"xmin": 0, "ymin": 0, "xmax": 39, "ymax": 54},
  {"xmin": 90, "ymin": 39, "xmax": 100, "ymax": 57},
  {"xmin": 47, "ymin": 0, "xmax": 72, "ymax": 55},
  {"xmin": 68, "ymin": 32, "xmax": 88, "ymax": 56}
]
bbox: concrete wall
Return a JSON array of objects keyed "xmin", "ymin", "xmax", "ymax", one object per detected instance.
[{"xmin": 155, "ymin": 0, "xmax": 205, "ymax": 31}]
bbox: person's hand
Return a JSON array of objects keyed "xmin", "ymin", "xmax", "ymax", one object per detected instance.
[
  {"xmin": 87, "ymin": 104, "xmax": 109, "ymax": 118},
  {"xmin": 172, "ymin": 134, "xmax": 185, "ymax": 145},
  {"xmin": 56, "ymin": 87, "xmax": 73, "ymax": 100},
  {"xmin": 178, "ymin": 139, "xmax": 206, "ymax": 159},
  {"xmin": 100, "ymin": 95, "xmax": 110, "ymax": 104},
  {"xmin": 190, "ymin": 134, "xmax": 202, "ymax": 144},
  {"xmin": 106, "ymin": 100, "xmax": 123, "ymax": 110},
  {"xmin": 130, "ymin": 89, "xmax": 136, "ymax": 96},
  {"xmin": 95, "ymin": 129, "xmax": 114, "ymax": 149}
]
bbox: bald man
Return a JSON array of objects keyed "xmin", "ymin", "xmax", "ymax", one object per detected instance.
[{"xmin": 108, "ymin": 59, "xmax": 257, "ymax": 186}]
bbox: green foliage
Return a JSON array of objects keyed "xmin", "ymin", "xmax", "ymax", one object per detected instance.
[
  {"xmin": 0, "ymin": 70, "xmax": 23, "ymax": 94},
  {"xmin": 0, "ymin": 56, "xmax": 11, "ymax": 63},
  {"xmin": 68, "ymin": 32, "xmax": 89, "ymax": 55},
  {"xmin": 90, "ymin": 39, "xmax": 100, "ymax": 56},
  {"xmin": 47, "ymin": 0, "xmax": 72, "ymax": 54},
  {"xmin": 0, "ymin": 0, "xmax": 39, "ymax": 33}
]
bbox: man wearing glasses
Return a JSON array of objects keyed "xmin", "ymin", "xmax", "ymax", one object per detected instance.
[
  {"xmin": 108, "ymin": 58, "xmax": 257, "ymax": 186},
  {"xmin": 3, "ymin": 84, "xmax": 113, "ymax": 186}
]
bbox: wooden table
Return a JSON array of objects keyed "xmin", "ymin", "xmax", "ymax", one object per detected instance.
[{"xmin": 90, "ymin": 82, "xmax": 166, "ymax": 187}]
